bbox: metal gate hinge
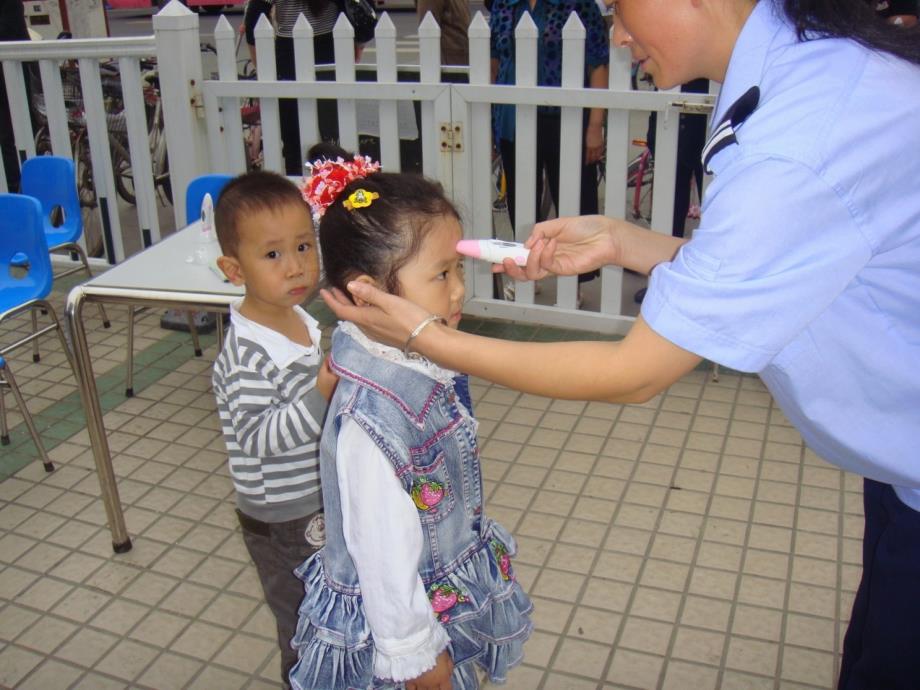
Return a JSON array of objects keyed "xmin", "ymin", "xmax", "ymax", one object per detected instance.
[
  {"xmin": 190, "ymin": 79, "xmax": 205, "ymax": 119},
  {"xmin": 669, "ymin": 99, "xmax": 715, "ymax": 115},
  {"xmin": 439, "ymin": 122, "xmax": 463, "ymax": 152}
]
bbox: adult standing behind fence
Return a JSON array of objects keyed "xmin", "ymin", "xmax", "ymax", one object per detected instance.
[
  {"xmin": 244, "ymin": 0, "xmax": 358, "ymax": 174},
  {"xmin": 0, "ymin": 0, "xmax": 30, "ymax": 191},
  {"xmin": 321, "ymin": 1, "xmax": 920, "ymax": 687},
  {"xmin": 417, "ymin": 0, "xmax": 470, "ymax": 67},
  {"xmin": 490, "ymin": 0, "xmax": 609, "ymax": 301}
]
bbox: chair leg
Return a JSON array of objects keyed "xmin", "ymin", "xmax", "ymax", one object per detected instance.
[
  {"xmin": 217, "ymin": 313, "xmax": 225, "ymax": 352},
  {"xmin": 186, "ymin": 312, "xmax": 203, "ymax": 357},
  {"xmin": 0, "ymin": 379, "xmax": 8, "ymax": 445},
  {"xmin": 126, "ymin": 305, "xmax": 136, "ymax": 397},
  {"xmin": 30, "ymin": 309, "xmax": 41, "ymax": 362},
  {"xmin": 0, "ymin": 360, "xmax": 54, "ymax": 472}
]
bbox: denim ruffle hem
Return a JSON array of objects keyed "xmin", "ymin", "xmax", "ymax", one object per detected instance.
[{"xmin": 289, "ymin": 520, "xmax": 534, "ymax": 690}]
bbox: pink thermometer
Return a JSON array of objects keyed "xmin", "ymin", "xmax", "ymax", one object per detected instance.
[{"xmin": 456, "ymin": 239, "xmax": 530, "ymax": 266}]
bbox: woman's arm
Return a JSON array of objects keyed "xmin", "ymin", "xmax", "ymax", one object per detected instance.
[
  {"xmin": 321, "ymin": 215, "xmax": 697, "ymax": 402},
  {"xmin": 585, "ymin": 64, "xmax": 609, "ymax": 163},
  {"xmin": 407, "ymin": 311, "xmax": 699, "ymax": 404},
  {"xmin": 322, "ymin": 293, "xmax": 700, "ymax": 403}
]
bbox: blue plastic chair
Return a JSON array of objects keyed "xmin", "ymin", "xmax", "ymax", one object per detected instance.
[
  {"xmin": 185, "ymin": 173, "xmax": 233, "ymax": 225},
  {"xmin": 123, "ymin": 174, "xmax": 234, "ymax": 396},
  {"xmin": 0, "ymin": 193, "xmax": 77, "ymax": 472},
  {"xmin": 19, "ymin": 155, "xmax": 110, "ymax": 328}
]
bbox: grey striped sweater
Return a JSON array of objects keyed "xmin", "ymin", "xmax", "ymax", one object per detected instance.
[{"xmin": 212, "ymin": 312, "xmax": 326, "ymax": 523}]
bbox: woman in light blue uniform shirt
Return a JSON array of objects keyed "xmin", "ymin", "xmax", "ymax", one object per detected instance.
[{"xmin": 321, "ymin": 1, "xmax": 920, "ymax": 686}]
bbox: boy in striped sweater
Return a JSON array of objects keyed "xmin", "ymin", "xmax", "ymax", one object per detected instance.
[{"xmin": 211, "ymin": 171, "xmax": 336, "ymax": 688}]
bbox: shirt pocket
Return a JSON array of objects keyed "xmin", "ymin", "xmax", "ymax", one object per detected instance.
[
  {"xmin": 679, "ymin": 244, "xmax": 723, "ymax": 281},
  {"xmin": 408, "ymin": 451, "xmax": 455, "ymax": 525}
]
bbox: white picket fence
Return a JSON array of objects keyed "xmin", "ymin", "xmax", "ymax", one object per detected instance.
[{"xmin": 0, "ymin": 1, "xmax": 714, "ymax": 334}]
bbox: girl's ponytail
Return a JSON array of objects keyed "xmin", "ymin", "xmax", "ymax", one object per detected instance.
[{"xmin": 780, "ymin": 0, "xmax": 920, "ymax": 64}]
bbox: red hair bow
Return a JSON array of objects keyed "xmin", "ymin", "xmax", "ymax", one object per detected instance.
[{"xmin": 301, "ymin": 155, "xmax": 381, "ymax": 219}]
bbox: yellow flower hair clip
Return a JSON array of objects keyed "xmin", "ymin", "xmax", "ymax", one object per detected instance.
[{"xmin": 343, "ymin": 189, "xmax": 380, "ymax": 211}]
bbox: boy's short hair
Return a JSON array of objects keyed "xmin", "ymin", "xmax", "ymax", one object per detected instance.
[{"xmin": 214, "ymin": 170, "xmax": 309, "ymax": 257}]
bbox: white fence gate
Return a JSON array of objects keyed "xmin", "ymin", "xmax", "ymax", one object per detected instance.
[{"xmin": 0, "ymin": 0, "xmax": 714, "ymax": 334}]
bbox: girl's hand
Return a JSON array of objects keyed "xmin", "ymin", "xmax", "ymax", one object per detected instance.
[
  {"xmin": 320, "ymin": 286, "xmax": 431, "ymax": 350},
  {"xmin": 317, "ymin": 354, "xmax": 339, "ymax": 401},
  {"xmin": 497, "ymin": 214, "xmax": 619, "ymax": 281},
  {"xmin": 406, "ymin": 650, "xmax": 454, "ymax": 690}
]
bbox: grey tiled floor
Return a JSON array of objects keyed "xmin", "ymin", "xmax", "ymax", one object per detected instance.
[{"xmin": 0, "ymin": 273, "xmax": 863, "ymax": 690}]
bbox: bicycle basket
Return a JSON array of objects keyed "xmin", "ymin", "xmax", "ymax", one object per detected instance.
[{"xmin": 31, "ymin": 64, "xmax": 84, "ymax": 121}]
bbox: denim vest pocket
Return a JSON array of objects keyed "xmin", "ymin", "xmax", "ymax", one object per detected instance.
[{"xmin": 409, "ymin": 451, "xmax": 455, "ymax": 524}]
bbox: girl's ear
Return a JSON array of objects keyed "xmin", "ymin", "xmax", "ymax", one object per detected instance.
[
  {"xmin": 350, "ymin": 274, "xmax": 379, "ymax": 306},
  {"xmin": 217, "ymin": 255, "xmax": 245, "ymax": 286}
]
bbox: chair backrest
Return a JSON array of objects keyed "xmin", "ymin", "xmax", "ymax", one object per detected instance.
[
  {"xmin": 0, "ymin": 194, "xmax": 54, "ymax": 302},
  {"xmin": 20, "ymin": 156, "xmax": 82, "ymax": 244},
  {"xmin": 185, "ymin": 174, "xmax": 234, "ymax": 225}
]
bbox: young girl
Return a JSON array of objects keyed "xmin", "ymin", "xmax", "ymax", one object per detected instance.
[{"xmin": 289, "ymin": 155, "xmax": 533, "ymax": 690}]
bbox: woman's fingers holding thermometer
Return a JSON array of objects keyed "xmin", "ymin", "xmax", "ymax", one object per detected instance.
[{"xmin": 458, "ymin": 238, "xmax": 554, "ymax": 281}]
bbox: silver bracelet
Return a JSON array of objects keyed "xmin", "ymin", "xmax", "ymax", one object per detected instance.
[{"xmin": 403, "ymin": 315, "xmax": 446, "ymax": 355}]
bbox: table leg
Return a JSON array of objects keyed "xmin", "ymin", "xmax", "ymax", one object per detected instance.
[{"xmin": 65, "ymin": 287, "xmax": 132, "ymax": 553}]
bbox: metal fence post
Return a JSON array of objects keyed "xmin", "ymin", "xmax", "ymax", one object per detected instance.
[{"xmin": 153, "ymin": 0, "xmax": 209, "ymax": 228}]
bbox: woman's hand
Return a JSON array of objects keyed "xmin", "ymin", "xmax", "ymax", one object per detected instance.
[
  {"xmin": 497, "ymin": 214, "xmax": 618, "ymax": 281},
  {"xmin": 320, "ymin": 285, "xmax": 431, "ymax": 349},
  {"xmin": 406, "ymin": 650, "xmax": 454, "ymax": 690},
  {"xmin": 585, "ymin": 121, "xmax": 605, "ymax": 164}
]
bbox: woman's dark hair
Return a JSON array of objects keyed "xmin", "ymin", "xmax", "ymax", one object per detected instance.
[
  {"xmin": 214, "ymin": 170, "xmax": 308, "ymax": 257},
  {"xmin": 319, "ymin": 172, "xmax": 461, "ymax": 297},
  {"xmin": 780, "ymin": 0, "xmax": 920, "ymax": 64}
]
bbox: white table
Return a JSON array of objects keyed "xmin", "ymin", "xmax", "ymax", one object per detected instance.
[{"xmin": 66, "ymin": 221, "xmax": 244, "ymax": 553}]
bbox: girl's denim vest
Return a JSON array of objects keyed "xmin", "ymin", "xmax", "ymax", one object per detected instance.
[{"xmin": 290, "ymin": 328, "xmax": 532, "ymax": 690}]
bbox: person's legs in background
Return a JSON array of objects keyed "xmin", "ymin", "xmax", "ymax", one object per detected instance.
[
  {"xmin": 276, "ymin": 33, "xmax": 340, "ymax": 175},
  {"xmin": 0, "ymin": 90, "xmax": 20, "ymax": 191},
  {"xmin": 312, "ymin": 32, "xmax": 339, "ymax": 146},
  {"xmin": 499, "ymin": 136, "xmax": 517, "ymax": 228},
  {"xmin": 539, "ymin": 111, "xmax": 600, "ymax": 301},
  {"xmin": 636, "ymin": 78, "xmax": 708, "ymax": 301},
  {"xmin": 671, "ymin": 82, "xmax": 708, "ymax": 237},
  {"xmin": 274, "ymin": 36, "xmax": 303, "ymax": 176}
]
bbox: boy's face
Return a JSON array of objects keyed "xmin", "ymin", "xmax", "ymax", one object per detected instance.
[
  {"xmin": 395, "ymin": 216, "xmax": 466, "ymax": 329},
  {"xmin": 217, "ymin": 202, "xmax": 319, "ymax": 314}
]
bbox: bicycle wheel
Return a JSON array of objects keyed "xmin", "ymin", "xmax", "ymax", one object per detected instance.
[
  {"xmin": 75, "ymin": 139, "xmax": 96, "ymax": 209},
  {"xmin": 111, "ymin": 137, "xmax": 136, "ymax": 205},
  {"xmin": 157, "ymin": 151, "xmax": 172, "ymax": 204},
  {"xmin": 627, "ymin": 152, "xmax": 655, "ymax": 188},
  {"xmin": 74, "ymin": 136, "xmax": 105, "ymax": 258},
  {"xmin": 34, "ymin": 127, "xmax": 52, "ymax": 156}
]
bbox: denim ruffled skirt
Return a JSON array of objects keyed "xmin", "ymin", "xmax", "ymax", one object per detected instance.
[{"xmin": 289, "ymin": 520, "xmax": 533, "ymax": 690}]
